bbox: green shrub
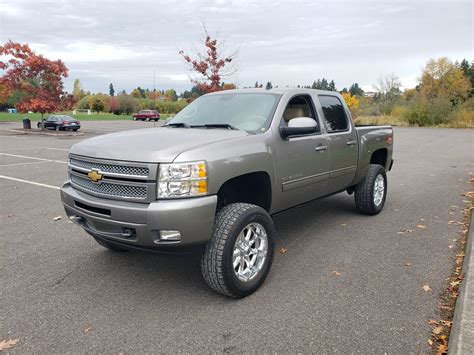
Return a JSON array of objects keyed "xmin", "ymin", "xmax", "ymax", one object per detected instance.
[{"xmin": 404, "ymin": 98, "xmax": 453, "ymax": 126}]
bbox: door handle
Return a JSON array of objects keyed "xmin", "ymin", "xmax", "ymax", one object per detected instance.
[
  {"xmin": 346, "ymin": 140, "xmax": 357, "ymax": 146},
  {"xmin": 315, "ymin": 145, "xmax": 327, "ymax": 152}
]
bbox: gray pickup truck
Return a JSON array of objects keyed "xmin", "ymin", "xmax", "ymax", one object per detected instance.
[{"xmin": 61, "ymin": 88, "xmax": 393, "ymax": 298}]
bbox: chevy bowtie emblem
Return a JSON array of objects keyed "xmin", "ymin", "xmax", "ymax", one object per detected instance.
[{"xmin": 88, "ymin": 169, "xmax": 103, "ymax": 182}]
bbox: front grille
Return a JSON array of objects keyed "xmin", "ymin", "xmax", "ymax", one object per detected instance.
[
  {"xmin": 70, "ymin": 158, "xmax": 149, "ymax": 177},
  {"xmin": 71, "ymin": 174, "xmax": 147, "ymax": 199}
]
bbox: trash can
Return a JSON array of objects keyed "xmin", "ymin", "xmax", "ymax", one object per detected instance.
[{"xmin": 23, "ymin": 118, "xmax": 31, "ymax": 129}]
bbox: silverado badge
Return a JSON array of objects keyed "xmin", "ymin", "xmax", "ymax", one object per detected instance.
[{"xmin": 88, "ymin": 169, "xmax": 103, "ymax": 182}]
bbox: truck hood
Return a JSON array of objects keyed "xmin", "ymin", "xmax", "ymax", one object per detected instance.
[{"xmin": 69, "ymin": 127, "xmax": 249, "ymax": 163}]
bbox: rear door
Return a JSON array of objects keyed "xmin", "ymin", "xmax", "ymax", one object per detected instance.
[{"xmin": 316, "ymin": 95, "xmax": 358, "ymax": 192}]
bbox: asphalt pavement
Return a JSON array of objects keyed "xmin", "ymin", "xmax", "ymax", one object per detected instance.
[{"xmin": 0, "ymin": 121, "xmax": 473, "ymax": 353}]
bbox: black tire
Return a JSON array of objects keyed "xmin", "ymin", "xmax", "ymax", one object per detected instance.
[
  {"xmin": 73, "ymin": 128, "xmax": 78, "ymax": 132},
  {"xmin": 201, "ymin": 203, "xmax": 275, "ymax": 298},
  {"xmin": 354, "ymin": 164, "xmax": 387, "ymax": 215},
  {"xmin": 92, "ymin": 236, "xmax": 129, "ymax": 252}
]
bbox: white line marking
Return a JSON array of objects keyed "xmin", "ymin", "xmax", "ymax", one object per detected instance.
[
  {"xmin": 0, "ymin": 161, "xmax": 49, "ymax": 167},
  {"xmin": 0, "ymin": 153, "xmax": 67, "ymax": 164},
  {"xmin": 46, "ymin": 147, "xmax": 70, "ymax": 152},
  {"xmin": 0, "ymin": 175, "xmax": 60, "ymax": 190}
]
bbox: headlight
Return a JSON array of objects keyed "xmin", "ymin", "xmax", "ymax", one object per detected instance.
[{"xmin": 158, "ymin": 161, "xmax": 208, "ymax": 198}]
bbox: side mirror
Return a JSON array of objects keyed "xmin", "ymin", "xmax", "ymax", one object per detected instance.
[{"xmin": 280, "ymin": 117, "xmax": 318, "ymax": 139}]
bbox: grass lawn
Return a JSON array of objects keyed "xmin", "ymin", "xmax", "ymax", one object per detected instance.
[{"xmin": 0, "ymin": 112, "xmax": 172, "ymax": 122}]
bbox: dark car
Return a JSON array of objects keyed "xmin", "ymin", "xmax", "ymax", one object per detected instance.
[
  {"xmin": 37, "ymin": 115, "xmax": 81, "ymax": 131},
  {"xmin": 132, "ymin": 110, "xmax": 160, "ymax": 121}
]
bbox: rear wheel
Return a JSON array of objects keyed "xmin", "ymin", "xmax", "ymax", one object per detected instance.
[
  {"xmin": 55, "ymin": 125, "xmax": 60, "ymax": 131},
  {"xmin": 201, "ymin": 203, "xmax": 275, "ymax": 298},
  {"xmin": 354, "ymin": 164, "xmax": 387, "ymax": 215}
]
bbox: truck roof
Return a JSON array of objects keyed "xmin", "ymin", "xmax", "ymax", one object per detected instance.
[{"xmin": 206, "ymin": 88, "xmax": 341, "ymax": 96}]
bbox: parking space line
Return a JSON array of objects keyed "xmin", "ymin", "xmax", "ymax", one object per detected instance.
[
  {"xmin": 0, "ymin": 175, "xmax": 60, "ymax": 190},
  {"xmin": 0, "ymin": 161, "xmax": 49, "ymax": 167},
  {"xmin": 0, "ymin": 153, "xmax": 67, "ymax": 164},
  {"xmin": 46, "ymin": 147, "xmax": 70, "ymax": 152}
]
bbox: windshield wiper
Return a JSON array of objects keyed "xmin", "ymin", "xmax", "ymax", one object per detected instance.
[
  {"xmin": 165, "ymin": 122, "xmax": 190, "ymax": 128},
  {"xmin": 190, "ymin": 124, "xmax": 238, "ymax": 130}
]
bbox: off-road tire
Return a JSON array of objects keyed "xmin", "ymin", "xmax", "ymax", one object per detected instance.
[
  {"xmin": 201, "ymin": 203, "xmax": 275, "ymax": 298},
  {"xmin": 354, "ymin": 164, "xmax": 387, "ymax": 215},
  {"xmin": 92, "ymin": 235, "xmax": 129, "ymax": 252}
]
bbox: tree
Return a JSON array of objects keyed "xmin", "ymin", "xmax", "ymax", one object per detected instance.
[
  {"xmin": 265, "ymin": 81, "xmax": 273, "ymax": 90},
  {"xmin": 254, "ymin": 81, "xmax": 259, "ymax": 88},
  {"xmin": 222, "ymin": 83, "xmax": 236, "ymax": 90},
  {"xmin": 328, "ymin": 80, "xmax": 336, "ymax": 91},
  {"xmin": 374, "ymin": 73, "xmax": 401, "ymax": 102},
  {"xmin": 341, "ymin": 92, "xmax": 359, "ymax": 117},
  {"xmin": 117, "ymin": 95, "xmax": 137, "ymax": 115},
  {"xmin": 73, "ymin": 79, "xmax": 85, "ymax": 101},
  {"xmin": 108, "ymin": 96, "xmax": 119, "ymax": 114},
  {"xmin": 460, "ymin": 59, "xmax": 474, "ymax": 94},
  {"xmin": 164, "ymin": 89, "xmax": 178, "ymax": 101},
  {"xmin": 89, "ymin": 96, "xmax": 105, "ymax": 112},
  {"xmin": 179, "ymin": 26, "xmax": 237, "ymax": 94},
  {"xmin": 109, "ymin": 83, "xmax": 115, "ymax": 96},
  {"xmin": 349, "ymin": 83, "xmax": 364, "ymax": 96},
  {"xmin": 419, "ymin": 57, "xmax": 471, "ymax": 105},
  {"xmin": 0, "ymin": 41, "xmax": 74, "ymax": 127}
]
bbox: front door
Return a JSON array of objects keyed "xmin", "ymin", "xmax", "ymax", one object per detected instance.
[{"xmin": 273, "ymin": 95, "xmax": 330, "ymax": 212}]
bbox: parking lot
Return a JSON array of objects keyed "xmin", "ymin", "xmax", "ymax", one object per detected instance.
[{"xmin": 0, "ymin": 121, "xmax": 472, "ymax": 352}]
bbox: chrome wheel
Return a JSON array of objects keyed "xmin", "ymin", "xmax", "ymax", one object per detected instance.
[
  {"xmin": 232, "ymin": 223, "xmax": 268, "ymax": 282},
  {"xmin": 373, "ymin": 174, "xmax": 385, "ymax": 206}
]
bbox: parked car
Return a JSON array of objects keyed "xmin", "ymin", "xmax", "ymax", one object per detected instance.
[
  {"xmin": 37, "ymin": 115, "xmax": 81, "ymax": 131},
  {"xmin": 132, "ymin": 110, "xmax": 160, "ymax": 121},
  {"xmin": 61, "ymin": 88, "xmax": 394, "ymax": 298}
]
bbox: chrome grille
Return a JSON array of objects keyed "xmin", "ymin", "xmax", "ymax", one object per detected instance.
[
  {"xmin": 71, "ymin": 174, "xmax": 147, "ymax": 199},
  {"xmin": 70, "ymin": 158, "xmax": 149, "ymax": 177}
]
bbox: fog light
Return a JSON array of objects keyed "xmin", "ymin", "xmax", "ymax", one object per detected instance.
[{"xmin": 159, "ymin": 230, "xmax": 181, "ymax": 242}]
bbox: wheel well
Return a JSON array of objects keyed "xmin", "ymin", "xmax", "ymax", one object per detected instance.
[
  {"xmin": 370, "ymin": 149, "xmax": 388, "ymax": 168},
  {"xmin": 217, "ymin": 172, "xmax": 272, "ymax": 212}
]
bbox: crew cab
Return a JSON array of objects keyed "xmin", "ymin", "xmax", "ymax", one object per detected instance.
[
  {"xmin": 61, "ymin": 88, "xmax": 394, "ymax": 298},
  {"xmin": 132, "ymin": 109, "xmax": 160, "ymax": 121}
]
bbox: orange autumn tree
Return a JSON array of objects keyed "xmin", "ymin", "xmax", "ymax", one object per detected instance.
[
  {"xmin": 179, "ymin": 28, "xmax": 238, "ymax": 95},
  {"xmin": 0, "ymin": 41, "xmax": 74, "ymax": 128}
]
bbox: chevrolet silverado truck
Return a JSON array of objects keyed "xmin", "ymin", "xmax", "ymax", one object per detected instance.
[{"xmin": 61, "ymin": 88, "xmax": 394, "ymax": 298}]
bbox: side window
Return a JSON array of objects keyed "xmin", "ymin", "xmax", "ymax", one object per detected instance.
[
  {"xmin": 282, "ymin": 95, "xmax": 319, "ymax": 132},
  {"xmin": 319, "ymin": 95, "xmax": 348, "ymax": 132}
]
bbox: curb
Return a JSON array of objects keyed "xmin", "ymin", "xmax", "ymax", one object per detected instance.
[{"xmin": 449, "ymin": 213, "xmax": 474, "ymax": 354}]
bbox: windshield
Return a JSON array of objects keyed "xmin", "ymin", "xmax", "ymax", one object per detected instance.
[{"xmin": 168, "ymin": 93, "xmax": 280, "ymax": 131}]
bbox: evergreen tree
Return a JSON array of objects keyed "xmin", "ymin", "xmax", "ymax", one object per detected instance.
[
  {"xmin": 265, "ymin": 81, "xmax": 273, "ymax": 90},
  {"xmin": 328, "ymin": 80, "xmax": 336, "ymax": 91},
  {"xmin": 109, "ymin": 83, "xmax": 115, "ymax": 96},
  {"xmin": 349, "ymin": 83, "xmax": 364, "ymax": 96},
  {"xmin": 254, "ymin": 81, "xmax": 259, "ymax": 88}
]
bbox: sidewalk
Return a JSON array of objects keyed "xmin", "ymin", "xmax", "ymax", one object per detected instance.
[{"xmin": 449, "ymin": 213, "xmax": 474, "ymax": 353}]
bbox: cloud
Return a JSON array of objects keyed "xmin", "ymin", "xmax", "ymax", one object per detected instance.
[{"xmin": 0, "ymin": 0, "xmax": 471, "ymax": 93}]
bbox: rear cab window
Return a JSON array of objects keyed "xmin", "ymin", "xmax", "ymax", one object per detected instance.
[{"xmin": 318, "ymin": 95, "xmax": 349, "ymax": 133}]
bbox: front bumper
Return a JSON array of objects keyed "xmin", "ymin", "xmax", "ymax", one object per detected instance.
[{"xmin": 60, "ymin": 182, "xmax": 217, "ymax": 249}]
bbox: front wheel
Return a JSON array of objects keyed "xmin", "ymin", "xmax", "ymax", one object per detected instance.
[
  {"xmin": 354, "ymin": 164, "xmax": 387, "ymax": 215},
  {"xmin": 201, "ymin": 203, "xmax": 275, "ymax": 298}
]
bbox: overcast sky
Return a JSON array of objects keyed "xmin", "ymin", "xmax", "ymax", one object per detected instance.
[{"xmin": 0, "ymin": 0, "xmax": 472, "ymax": 94}]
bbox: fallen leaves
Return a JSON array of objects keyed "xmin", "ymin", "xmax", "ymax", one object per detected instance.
[
  {"xmin": 278, "ymin": 247, "xmax": 288, "ymax": 254},
  {"xmin": 332, "ymin": 271, "xmax": 341, "ymax": 277},
  {"xmin": 84, "ymin": 325, "xmax": 92, "ymax": 333},
  {"xmin": 416, "ymin": 224, "xmax": 426, "ymax": 229},
  {"xmin": 0, "ymin": 339, "xmax": 19, "ymax": 351},
  {"xmin": 53, "ymin": 216, "xmax": 62, "ymax": 221},
  {"xmin": 422, "ymin": 284, "xmax": 432, "ymax": 292}
]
